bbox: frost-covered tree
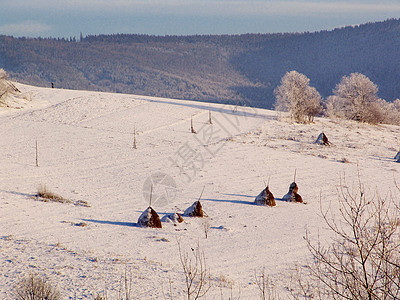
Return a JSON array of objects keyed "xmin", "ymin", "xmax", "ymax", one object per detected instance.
[
  {"xmin": 0, "ymin": 68, "xmax": 12, "ymax": 100},
  {"xmin": 0, "ymin": 69, "xmax": 22, "ymax": 107},
  {"xmin": 274, "ymin": 70, "xmax": 322, "ymax": 123},
  {"xmin": 327, "ymin": 73, "xmax": 384, "ymax": 124},
  {"xmin": 0, "ymin": 68, "xmax": 7, "ymax": 80},
  {"xmin": 380, "ymin": 98, "xmax": 400, "ymax": 125}
]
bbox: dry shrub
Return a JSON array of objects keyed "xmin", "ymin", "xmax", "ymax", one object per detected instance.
[
  {"xmin": 254, "ymin": 267, "xmax": 280, "ymax": 300},
  {"xmin": 36, "ymin": 184, "xmax": 90, "ymax": 207},
  {"xmin": 0, "ymin": 68, "xmax": 21, "ymax": 107},
  {"xmin": 178, "ymin": 240, "xmax": 212, "ymax": 299},
  {"xmin": 202, "ymin": 218, "xmax": 211, "ymax": 239},
  {"xmin": 74, "ymin": 199, "xmax": 91, "ymax": 207},
  {"xmin": 92, "ymin": 264, "xmax": 134, "ymax": 300},
  {"xmin": 301, "ymin": 177, "xmax": 400, "ymax": 299},
  {"xmin": 37, "ymin": 184, "xmax": 70, "ymax": 204},
  {"xmin": 14, "ymin": 274, "xmax": 61, "ymax": 300}
]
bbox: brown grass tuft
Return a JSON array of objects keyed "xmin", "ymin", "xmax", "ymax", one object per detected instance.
[
  {"xmin": 14, "ymin": 274, "xmax": 61, "ymax": 300},
  {"xmin": 37, "ymin": 185, "xmax": 70, "ymax": 204},
  {"xmin": 36, "ymin": 185, "xmax": 90, "ymax": 207}
]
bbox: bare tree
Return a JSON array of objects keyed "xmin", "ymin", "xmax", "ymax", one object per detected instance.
[
  {"xmin": 178, "ymin": 240, "xmax": 212, "ymax": 300},
  {"xmin": 303, "ymin": 177, "xmax": 400, "ymax": 299},
  {"xmin": 288, "ymin": 267, "xmax": 319, "ymax": 300},
  {"xmin": 274, "ymin": 71, "xmax": 322, "ymax": 123}
]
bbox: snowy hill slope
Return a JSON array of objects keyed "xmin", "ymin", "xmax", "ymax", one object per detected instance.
[{"xmin": 0, "ymin": 83, "xmax": 399, "ymax": 298}]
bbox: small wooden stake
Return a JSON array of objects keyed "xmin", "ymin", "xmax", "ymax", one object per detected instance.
[
  {"xmin": 191, "ymin": 117, "xmax": 196, "ymax": 134},
  {"xmin": 208, "ymin": 108, "xmax": 212, "ymax": 124},
  {"xmin": 149, "ymin": 184, "xmax": 153, "ymax": 207},
  {"xmin": 198, "ymin": 185, "xmax": 205, "ymax": 201},
  {"xmin": 35, "ymin": 139, "xmax": 39, "ymax": 167},
  {"xmin": 263, "ymin": 176, "xmax": 271, "ymax": 189},
  {"xmin": 133, "ymin": 126, "xmax": 137, "ymax": 149},
  {"xmin": 293, "ymin": 169, "xmax": 297, "ymax": 182}
]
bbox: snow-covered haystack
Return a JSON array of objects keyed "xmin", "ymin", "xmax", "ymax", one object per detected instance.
[
  {"xmin": 137, "ymin": 206, "xmax": 162, "ymax": 228},
  {"xmin": 394, "ymin": 151, "xmax": 400, "ymax": 162},
  {"xmin": 161, "ymin": 212, "xmax": 184, "ymax": 223},
  {"xmin": 254, "ymin": 186, "xmax": 276, "ymax": 206},
  {"xmin": 184, "ymin": 201, "xmax": 204, "ymax": 217},
  {"xmin": 315, "ymin": 132, "xmax": 330, "ymax": 146},
  {"xmin": 282, "ymin": 182, "xmax": 303, "ymax": 203}
]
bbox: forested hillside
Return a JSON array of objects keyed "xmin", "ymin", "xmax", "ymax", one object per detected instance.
[{"xmin": 1, "ymin": 18, "xmax": 399, "ymax": 108}]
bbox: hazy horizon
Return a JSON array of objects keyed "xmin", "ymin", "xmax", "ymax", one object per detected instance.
[{"xmin": 1, "ymin": 1, "xmax": 400, "ymax": 38}]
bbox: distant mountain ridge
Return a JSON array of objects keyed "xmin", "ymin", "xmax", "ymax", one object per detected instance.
[{"xmin": 1, "ymin": 18, "xmax": 399, "ymax": 108}]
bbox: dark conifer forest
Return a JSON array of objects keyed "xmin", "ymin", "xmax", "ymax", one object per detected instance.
[{"xmin": 1, "ymin": 18, "xmax": 399, "ymax": 108}]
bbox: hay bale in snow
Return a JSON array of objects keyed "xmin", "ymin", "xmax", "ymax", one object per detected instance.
[
  {"xmin": 161, "ymin": 212, "xmax": 184, "ymax": 223},
  {"xmin": 137, "ymin": 206, "xmax": 162, "ymax": 228},
  {"xmin": 184, "ymin": 201, "xmax": 204, "ymax": 217},
  {"xmin": 315, "ymin": 132, "xmax": 330, "ymax": 146},
  {"xmin": 254, "ymin": 186, "xmax": 276, "ymax": 206},
  {"xmin": 282, "ymin": 182, "xmax": 303, "ymax": 203},
  {"xmin": 394, "ymin": 151, "xmax": 400, "ymax": 161}
]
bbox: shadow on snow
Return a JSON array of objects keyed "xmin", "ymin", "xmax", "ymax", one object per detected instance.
[{"xmin": 82, "ymin": 218, "xmax": 137, "ymax": 227}]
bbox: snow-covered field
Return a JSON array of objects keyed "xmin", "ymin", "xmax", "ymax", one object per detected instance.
[{"xmin": 1, "ymin": 83, "xmax": 399, "ymax": 299}]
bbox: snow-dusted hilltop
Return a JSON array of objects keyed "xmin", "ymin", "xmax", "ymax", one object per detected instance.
[
  {"xmin": 1, "ymin": 83, "xmax": 399, "ymax": 298},
  {"xmin": 2, "ymin": 19, "xmax": 400, "ymax": 109}
]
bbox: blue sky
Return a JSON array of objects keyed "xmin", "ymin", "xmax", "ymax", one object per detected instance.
[{"xmin": 1, "ymin": 0, "xmax": 400, "ymax": 37}]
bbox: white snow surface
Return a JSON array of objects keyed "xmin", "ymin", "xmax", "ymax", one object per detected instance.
[{"xmin": 1, "ymin": 83, "xmax": 399, "ymax": 298}]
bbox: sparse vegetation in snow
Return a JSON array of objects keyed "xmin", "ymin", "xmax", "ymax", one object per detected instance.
[
  {"xmin": 14, "ymin": 274, "xmax": 61, "ymax": 300},
  {"xmin": 1, "ymin": 83, "xmax": 399, "ymax": 299}
]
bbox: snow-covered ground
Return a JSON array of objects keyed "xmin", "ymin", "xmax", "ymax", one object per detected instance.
[{"xmin": 1, "ymin": 83, "xmax": 399, "ymax": 299}]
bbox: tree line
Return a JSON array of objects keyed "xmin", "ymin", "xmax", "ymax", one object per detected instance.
[
  {"xmin": 274, "ymin": 70, "xmax": 400, "ymax": 125},
  {"xmin": 0, "ymin": 18, "xmax": 399, "ymax": 109}
]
